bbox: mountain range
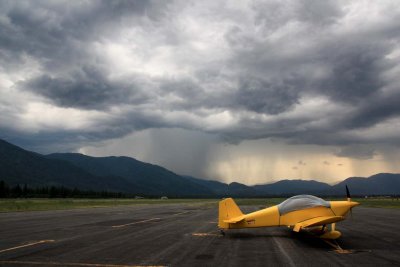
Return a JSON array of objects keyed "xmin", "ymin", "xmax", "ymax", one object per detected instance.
[{"xmin": 1, "ymin": 139, "xmax": 399, "ymax": 197}]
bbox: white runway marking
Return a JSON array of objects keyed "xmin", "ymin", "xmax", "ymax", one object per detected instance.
[
  {"xmin": 112, "ymin": 211, "xmax": 190, "ymax": 228},
  {"xmin": 0, "ymin": 260, "xmax": 165, "ymax": 267},
  {"xmin": 271, "ymin": 237, "xmax": 296, "ymax": 267},
  {"xmin": 112, "ymin": 218, "xmax": 161, "ymax": 228},
  {"xmin": 167, "ymin": 211, "xmax": 190, "ymax": 217},
  {"xmin": 0, "ymin": 240, "xmax": 55, "ymax": 254}
]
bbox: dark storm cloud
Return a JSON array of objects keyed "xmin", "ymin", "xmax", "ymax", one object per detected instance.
[
  {"xmin": 296, "ymin": 0, "xmax": 342, "ymax": 26},
  {"xmin": 318, "ymin": 49, "xmax": 385, "ymax": 103},
  {"xmin": 345, "ymin": 90, "xmax": 400, "ymax": 129},
  {"xmin": 235, "ymin": 76, "xmax": 300, "ymax": 114},
  {"xmin": 22, "ymin": 66, "xmax": 149, "ymax": 109},
  {"xmin": 224, "ymin": 1, "xmax": 400, "ymax": 132},
  {"xmin": 1, "ymin": 2, "xmax": 83, "ymax": 69},
  {"xmin": 0, "ymin": 0, "xmax": 167, "ymax": 70},
  {"xmin": 1, "ymin": 0, "xmax": 400, "ymax": 159}
]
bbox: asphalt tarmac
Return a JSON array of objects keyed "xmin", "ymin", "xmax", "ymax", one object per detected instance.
[{"xmin": 0, "ymin": 202, "xmax": 399, "ymax": 267}]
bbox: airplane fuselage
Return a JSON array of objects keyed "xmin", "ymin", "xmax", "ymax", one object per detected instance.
[{"xmin": 219, "ymin": 200, "xmax": 359, "ymax": 229}]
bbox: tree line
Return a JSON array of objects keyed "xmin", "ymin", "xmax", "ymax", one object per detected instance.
[{"xmin": 0, "ymin": 180, "xmax": 129, "ymax": 198}]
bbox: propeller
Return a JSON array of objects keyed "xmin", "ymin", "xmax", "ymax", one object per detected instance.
[
  {"xmin": 346, "ymin": 185, "xmax": 353, "ymax": 218},
  {"xmin": 346, "ymin": 185, "xmax": 351, "ymax": 201}
]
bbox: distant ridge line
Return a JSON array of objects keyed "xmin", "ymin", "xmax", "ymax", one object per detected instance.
[{"xmin": 1, "ymin": 139, "xmax": 400, "ymax": 197}]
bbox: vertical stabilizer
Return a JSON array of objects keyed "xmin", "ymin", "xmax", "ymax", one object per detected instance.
[{"xmin": 218, "ymin": 198, "xmax": 243, "ymax": 229}]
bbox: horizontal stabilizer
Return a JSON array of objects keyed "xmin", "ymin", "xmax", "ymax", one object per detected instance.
[
  {"xmin": 293, "ymin": 216, "xmax": 344, "ymax": 232},
  {"xmin": 223, "ymin": 215, "xmax": 246, "ymax": 223}
]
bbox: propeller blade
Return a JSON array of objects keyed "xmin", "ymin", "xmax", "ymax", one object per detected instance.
[{"xmin": 346, "ymin": 185, "xmax": 351, "ymax": 201}]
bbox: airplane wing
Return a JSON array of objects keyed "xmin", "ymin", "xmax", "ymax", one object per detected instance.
[
  {"xmin": 293, "ymin": 216, "xmax": 344, "ymax": 232},
  {"xmin": 223, "ymin": 215, "xmax": 246, "ymax": 223}
]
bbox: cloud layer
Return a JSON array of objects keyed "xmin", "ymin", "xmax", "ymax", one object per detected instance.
[{"xmin": 1, "ymin": 0, "xmax": 400, "ymax": 177}]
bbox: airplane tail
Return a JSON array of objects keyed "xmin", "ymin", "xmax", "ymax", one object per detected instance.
[{"xmin": 218, "ymin": 198, "xmax": 243, "ymax": 229}]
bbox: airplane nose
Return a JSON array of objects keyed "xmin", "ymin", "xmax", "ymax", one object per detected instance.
[{"xmin": 350, "ymin": 201, "xmax": 360, "ymax": 207}]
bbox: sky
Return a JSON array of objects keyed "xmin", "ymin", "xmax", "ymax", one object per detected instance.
[{"xmin": 1, "ymin": 0, "xmax": 400, "ymax": 185}]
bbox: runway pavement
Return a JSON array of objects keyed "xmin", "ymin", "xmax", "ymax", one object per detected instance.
[{"xmin": 0, "ymin": 202, "xmax": 399, "ymax": 267}]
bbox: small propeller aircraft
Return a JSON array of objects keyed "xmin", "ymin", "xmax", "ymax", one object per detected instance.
[{"xmin": 218, "ymin": 186, "xmax": 359, "ymax": 239}]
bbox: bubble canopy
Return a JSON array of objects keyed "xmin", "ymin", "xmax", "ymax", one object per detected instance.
[{"xmin": 277, "ymin": 195, "xmax": 331, "ymax": 215}]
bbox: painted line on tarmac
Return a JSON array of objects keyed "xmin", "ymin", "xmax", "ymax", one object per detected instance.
[
  {"xmin": 271, "ymin": 237, "xmax": 296, "ymax": 267},
  {"xmin": 112, "ymin": 218, "xmax": 161, "ymax": 228},
  {"xmin": 168, "ymin": 211, "xmax": 190, "ymax": 217},
  {"xmin": 0, "ymin": 260, "xmax": 165, "ymax": 267},
  {"xmin": 0, "ymin": 240, "xmax": 55, "ymax": 254},
  {"xmin": 192, "ymin": 232, "xmax": 221, "ymax": 237},
  {"xmin": 112, "ymin": 211, "xmax": 190, "ymax": 228}
]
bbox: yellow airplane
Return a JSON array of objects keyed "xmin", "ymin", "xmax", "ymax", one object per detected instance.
[{"xmin": 218, "ymin": 186, "xmax": 359, "ymax": 239}]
